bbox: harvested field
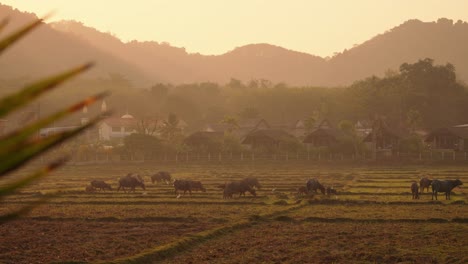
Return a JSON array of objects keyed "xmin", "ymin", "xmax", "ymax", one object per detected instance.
[{"xmin": 0, "ymin": 163, "xmax": 467, "ymax": 263}]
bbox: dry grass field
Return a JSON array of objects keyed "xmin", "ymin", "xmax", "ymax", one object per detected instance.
[{"xmin": 0, "ymin": 162, "xmax": 467, "ymax": 263}]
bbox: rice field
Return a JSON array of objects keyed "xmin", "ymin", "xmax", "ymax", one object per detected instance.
[{"xmin": 0, "ymin": 162, "xmax": 467, "ymax": 263}]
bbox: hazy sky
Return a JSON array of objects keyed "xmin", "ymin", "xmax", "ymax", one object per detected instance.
[{"xmin": 2, "ymin": 0, "xmax": 468, "ymax": 57}]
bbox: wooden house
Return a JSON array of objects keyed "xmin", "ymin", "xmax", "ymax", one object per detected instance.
[
  {"xmin": 204, "ymin": 118, "xmax": 270, "ymax": 138},
  {"xmin": 363, "ymin": 119, "xmax": 402, "ymax": 156},
  {"xmin": 241, "ymin": 129, "xmax": 298, "ymax": 150},
  {"xmin": 425, "ymin": 127, "xmax": 468, "ymax": 152},
  {"xmin": 303, "ymin": 119, "xmax": 343, "ymax": 148},
  {"xmin": 184, "ymin": 131, "xmax": 224, "ymax": 151}
]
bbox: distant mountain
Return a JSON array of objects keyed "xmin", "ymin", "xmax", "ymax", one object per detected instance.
[
  {"xmin": 3, "ymin": 3, "xmax": 468, "ymax": 86},
  {"xmin": 51, "ymin": 20, "xmax": 327, "ymax": 85},
  {"xmin": 329, "ymin": 18, "xmax": 468, "ymax": 85},
  {"xmin": 0, "ymin": 4, "xmax": 151, "ymax": 86}
]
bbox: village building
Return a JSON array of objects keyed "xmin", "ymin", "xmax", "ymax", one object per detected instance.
[
  {"xmin": 363, "ymin": 119, "xmax": 403, "ymax": 156},
  {"xmin": 241, "ymin": 129, "xmax": 298, "ymax": 150},
  {"xmin": 184, "ymin": 131, "xmax": 224, "ymax": 151},
  {"xmin": 39, "ymin": 105, "xmax": 99, "ymax": 142},
  {"xmin": 204, "ymin": 118, "xmax": 270, "ymax": 138},
  {"xmin": 303, "ymin": 119, "xmax": 343, "ymax": 148},
  {"xmin": 98, "ymin": 113, "xmax": 138, "ymax": 141},
  {"xmin": 355, "ymin": 120, "xmax": 372, "ymax": 138},
  {"xmin": 425, "ymin": 127, "xmax": 468, "ymax": 152}
]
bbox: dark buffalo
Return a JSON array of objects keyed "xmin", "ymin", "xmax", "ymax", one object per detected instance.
[
  {"xmin": 223, "ymin": 181, "xmax": 256, "ymax": 199},
  {"xmin": 117, "ymin": 173, "xmax": 146, "ymax": 193},
  {"xmin": 326, "ymin": 186, "xmax": 338, "ymax": 195},
  {"xmin": 411, "ymin": 182, "xmax": 419, "ymax": 199},
  {"xmin": 85, "ymin": 185, "xmax": 96, "ymax": 193},
  {"xmin": 242, "ymin": 177, "xmax": 262, "ymax": 189},
  {"xmin": 151, "ymin": 171, "xmax": 172, "ymax": 184},
  {"xmin": 174, "ymin": 180, "xmax": 206, "ymax": 195},
  {"xmin": 431, "ymin": 179, "xmax": 463, "ymax": 200},
  {"xmin": 420, "ymin": 177, "xmax": 432, "ymax": 193},
  {"xmin": 306, "ymin": 179, "xmax": 326, "ymax": 194},
  {"xmin": 297, "ymin": 186, "xmax": 308, "ymax": 195},
  {"xmin": 90, "ymin": 180, "xmax": 112, "ymax": 191},
  {"xmin": 190, "ymin": 181, "xmax": 206, "ymax": 192}
]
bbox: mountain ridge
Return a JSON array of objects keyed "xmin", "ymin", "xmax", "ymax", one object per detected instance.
[{"xmin": 2, "ymin": 3, "xmax": 468, "ymax": 87}]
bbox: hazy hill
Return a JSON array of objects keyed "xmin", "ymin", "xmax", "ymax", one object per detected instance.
[
  {"xmin": 3, "ymin": 3, "xmax": 468, "ymax": 86},
  {"xmin": 329, "ymin": 18, "xmax": 468, "ymax": 85},
  {"xmin": 49, "ymin": 17, "xmax": 468, "ymax": 86},
  {"xmin": 51, "ymin": 20, "xmax": 327, "ymax": 85},
  {"xmin": 0, "ymin": 4, "xmax": 151, "ymax": 86}
]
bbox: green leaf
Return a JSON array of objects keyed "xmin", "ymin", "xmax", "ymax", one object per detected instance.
[
  {"xmin": 0, "ymin": 157, "xmax": 68, "ymax": 198},
  {"xmin": 0, "ymin": 113, "xmax": 108, "ymax": 177},
  {"xmin": 0, "ymin": 14, "xmax": 51, "ymax": 55},
  {"xmin": 0, "ymin": 194, "xmax": 55, "ymax": 224},
  {"xmin": 0, "ymin": 18, "xmax": 8, "ymax": 33},
  {"xmin": 0, "ymin": 63, "xmax": 94, "ymax": 118},
  {"xmin": 0, "ymin": 91, "xmax": 109, "ymax": 154}
]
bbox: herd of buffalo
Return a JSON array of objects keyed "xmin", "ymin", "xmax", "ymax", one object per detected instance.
[
  {"xmin": 85, "ymin": 171, "xmax": 463, "ymax": 200},
  {"xmin": 411, "ymin": 177, "xmax": 463, "ymax": 200}
]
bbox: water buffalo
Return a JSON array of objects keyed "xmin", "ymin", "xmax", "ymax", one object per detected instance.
[
  {"xmin": 223, "ymin": 181, "xmax": 256, "ymax": 199},
  {"xmin": 431, "ymin": 179, "xmax": 463, "ymax": 200},
  {"xmin": 85, "ymin": 185, "xmax": 96, "ymax": 193},
  {"xmin": 90, "ymin": 180, "xmax": 112, "ymax": 191},
  {"xmin": 117, "ymin": 173, "xmax": 146, "ymax": 193},
  {"xmin": 420, "ymin": 177, "xmax": 432, "ymax": 193},
  {"xmin": 411, "ymin": 182, "xmax": 419, "ymax": 199},
  {"xmin": 306, "ymin": 179, "xmax": 326, "ymax": 194},
  {"xmin": 151, "ymin": 171, "xmax": 172, "ymax": 184},
  {"xmin": 190, "ymin": 181, "xmax": 206, "ymax": 192},
  {"xmin": 326, "ymin": 186, "xmax": 338, "ymax": 195},
  {"xmin": 242, "ymin": 177, "xmax": 262, "ymax": 189},
  {"xmin": 297, "ymin": 186, "xmax": 308, "ymax": 195},
  {"xmin": 174, "ymin": 179, "xmax": 206, "ymax": 195}
]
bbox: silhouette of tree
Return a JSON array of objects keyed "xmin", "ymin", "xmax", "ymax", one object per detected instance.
[{"xmin": 220, "ymin": 115, "xmax": 239, "ymax": 133}]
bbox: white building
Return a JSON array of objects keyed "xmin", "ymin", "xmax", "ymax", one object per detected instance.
[{"xmin": 98, "ymin": 113, "xmax": 138, "ymax": 141}]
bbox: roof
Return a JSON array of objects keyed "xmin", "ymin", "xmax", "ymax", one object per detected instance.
[
  {"xmin": 303, "ymin": 127, "xmax": 343, "ymax": 143},
  {"xmin": 102, "ymin": 116, "xmax": 138, "ymax": 128},
  {"xmin": 184, "ymin": 131, "xmax": 224, "ymax": 145},
  {"xmin": 121, "ymin": 114, "xmax": 134, "ymax": 119},
  {"xmin": 238, "ymin": 118, "xmax": 270, "ymax": 129},
  {"xmin": 425, "ymin": 127, "xmax": 468, "ymax": 142},
  {"xmin": 204, "ymin": 123, "xmax": 230, "ymax": 132},
  {"xmin": 363, "ymin": 119, "xmax": 405, "ymax": 142},
  {"xmin": 242, "ymin": 129, "xmax": 297, "ymax": 145}
]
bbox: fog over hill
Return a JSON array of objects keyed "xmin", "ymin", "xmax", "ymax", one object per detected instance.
[{"xmin": 2, "ymin": 4, "xmax": 468, "ymax": 87}]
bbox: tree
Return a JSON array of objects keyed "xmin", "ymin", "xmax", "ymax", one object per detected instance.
[
  {"xmin": 338, "ymin": 120, "xmax": 362, "ymax": 157},
  {"xmin": 160, "ymin": 113, "xmax": 181, "ymax": 140},
  {"xmin": 239, "ymin": 107, "xmax": 260, "ymax": 120},
  {"xmin": 406, "ymin": 109, "xmax": 422, "ymax": 133},
  {"xmin": 227, "ymin": 78, "xmax": 244, "ymax": 89},
  {"xmin": 150, "ymin": 83, "xmax": 169, "ymax": 99},
  {"xmin": 137, "ymin": 116, "xmax": 160, "ymax": 136},
  {"xmin": 220, "ymin": 115, "xmax": 239, "ymax": 134},
  {"xmin": 304, "ymin": 116, "xmax": 316, "ymax": 133},
  {"xmin": 124, "ymin": 133, "xmax": 161, "ymax": 160}
]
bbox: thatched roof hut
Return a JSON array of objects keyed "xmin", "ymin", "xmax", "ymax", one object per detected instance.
[
  {"xmin": 303, "ymin": 119, "xmax": 343, "ymax": 147},
  {"xmin": 242, "ymin": 129, "xmax": 298, "ymax": 149}
]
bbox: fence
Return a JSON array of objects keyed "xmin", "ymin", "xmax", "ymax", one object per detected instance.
[{"xmin": 50, "ymin": 150, "xmax": 468, "ymax": 165}]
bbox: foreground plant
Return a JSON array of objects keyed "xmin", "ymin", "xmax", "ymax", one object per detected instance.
[{"xmin": 0, "ymin": 16, "xmax": 108, "ymax": 222}]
